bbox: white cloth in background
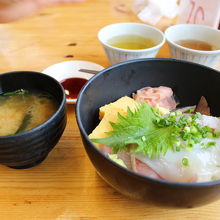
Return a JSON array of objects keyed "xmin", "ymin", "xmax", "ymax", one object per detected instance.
[{"xmin": 132, "ymin": 0, "xmax": 179, "ymax": 25}]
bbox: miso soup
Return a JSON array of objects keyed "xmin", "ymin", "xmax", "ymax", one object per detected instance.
[{"xmin": 0, "ymin": 89, "xmax": 58, "ymax": 136}]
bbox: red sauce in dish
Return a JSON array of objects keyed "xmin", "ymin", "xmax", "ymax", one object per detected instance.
[{"xmin": 60, "ymin": 77, "xmax": 88, "ymax": 99}]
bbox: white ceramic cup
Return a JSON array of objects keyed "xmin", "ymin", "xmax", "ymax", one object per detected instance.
[
  {"xmin": 98, "ymin": 22, "xmax": 165, "ymax": 64},
  {"xmin": 165, "ymin": 24, "xmax": 220, "ymax": 68}
]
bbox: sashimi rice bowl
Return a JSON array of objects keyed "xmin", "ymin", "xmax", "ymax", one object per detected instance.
[{"xmin": 76, "ymin": 58, "xmax": 220, "ymax": 207}]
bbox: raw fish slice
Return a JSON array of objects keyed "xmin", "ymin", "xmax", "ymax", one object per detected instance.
[
  {"xmin": 197, "ymin": 115, "xmax": 220, "ymax": 131},
  {"xmin": 133, "ymin": 151, "xmax": 198, "ymax": 182},
  {"xmin": 133, "ymin": 115, "xmax": 220, "ymax": 183},
  {"xmin": 134, "ymin": 158, "xmax": 162, "ymax": 179},
  {"xmin": 133, "ymin": 86, "xmax": 177, "ymax": 110}
]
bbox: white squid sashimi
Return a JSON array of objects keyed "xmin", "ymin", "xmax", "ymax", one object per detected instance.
[{"xmin": 133, "ymin": 115, "xmax": 220, "ymax": 183}]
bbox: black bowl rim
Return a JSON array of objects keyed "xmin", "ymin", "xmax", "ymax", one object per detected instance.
[
  {"xmin": 0, "ymin": 70, "xmax": 66, "ymax": 140},
  {"xmin": 76, "ymin": 57, "xmax": 220, "ymax": 187}
]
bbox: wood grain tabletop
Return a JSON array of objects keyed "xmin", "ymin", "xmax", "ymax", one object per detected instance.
[{"xmin": 0, "ymin": 0, "xmax": 219, "ymax": 219}]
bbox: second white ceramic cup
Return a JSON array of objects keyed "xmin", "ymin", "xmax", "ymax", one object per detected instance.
[
  {"xmin": 165, "ymin": 24, "xmax": 220, "ymax": 68},
  {"xmin": 98, "ymin": 22, "xmax": 165, "ymax": 65}
]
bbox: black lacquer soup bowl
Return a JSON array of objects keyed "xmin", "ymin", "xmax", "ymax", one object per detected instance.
[{"xmin": 0, "ymin": 71, "xmax": 66, "ymax": 169}]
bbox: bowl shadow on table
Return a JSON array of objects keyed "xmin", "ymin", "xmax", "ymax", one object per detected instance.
[
  {"xmin": 76, "ymin": 58, "xmax": 220, "ymax": 208},
  {"xmin": 75, "ymin": 169, "xmax": 219, "ymax": 220},
  {"xmin": 92, "ymin": 172, "xmax": 220, "ymax": 218}
]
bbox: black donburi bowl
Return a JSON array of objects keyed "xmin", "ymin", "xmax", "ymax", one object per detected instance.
[
  {"xmin": 0, "ymin": 71, "xmax": 67, "ymax": 169},
  {"xmin": 76, "ymin": 58, "xmax": 220, "ymax": 208}
]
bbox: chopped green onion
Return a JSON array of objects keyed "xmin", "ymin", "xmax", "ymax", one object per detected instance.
[
  {"xmin": 153, "ymin": 107, "xmax": 217, "ymax": 153},
  {"xmin": 190, "ymin": 126, "xmax": 197, "ymax": 134},
  {"xmin": 205, "ymin": 142, "xmax": 216, "ymax": 148},
  {"xmin": 206, "ymin": 132, "xmax": 214, "ymax": 139},
  {"xmin": 176, "ymin": 146, "xmax": 181, "ymax": 152},
  {"xmin": 188, "ymin": 139, "xmax": 194, "ymax": 148},
  {"xmin": 187, "ymin": 108, "xmax": 194, "ymax": 113},
  {"xmin": 184, "ymin": 126, "xmax": 190, "ymax": 133},
  {"xmin": 182, "ymin": 157, "xmax": 189, "ymax": 166},
  {"xmin": 176, "ymin": 110, "xmax": 182, "ymax": 116},
  {"xmin": 170, "ymin": 112, "xmax": 175, "ymax": 117},
  {"xmin": 213, "ymin": 130, "xmax": 220, "ymax": 138},
  {"xmin": 187, "ymin": 117, "xmax": 192, "ymax": 123}
]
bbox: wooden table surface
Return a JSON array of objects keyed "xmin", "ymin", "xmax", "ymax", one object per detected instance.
[{"xmin": 0, "ymin": 0, "xmax": 219, "ymax": 219}]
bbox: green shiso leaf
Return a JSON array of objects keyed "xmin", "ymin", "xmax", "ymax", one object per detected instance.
[{"xmin": 91, "ymin": 103, "xmax": 177, "ymax": 159}]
